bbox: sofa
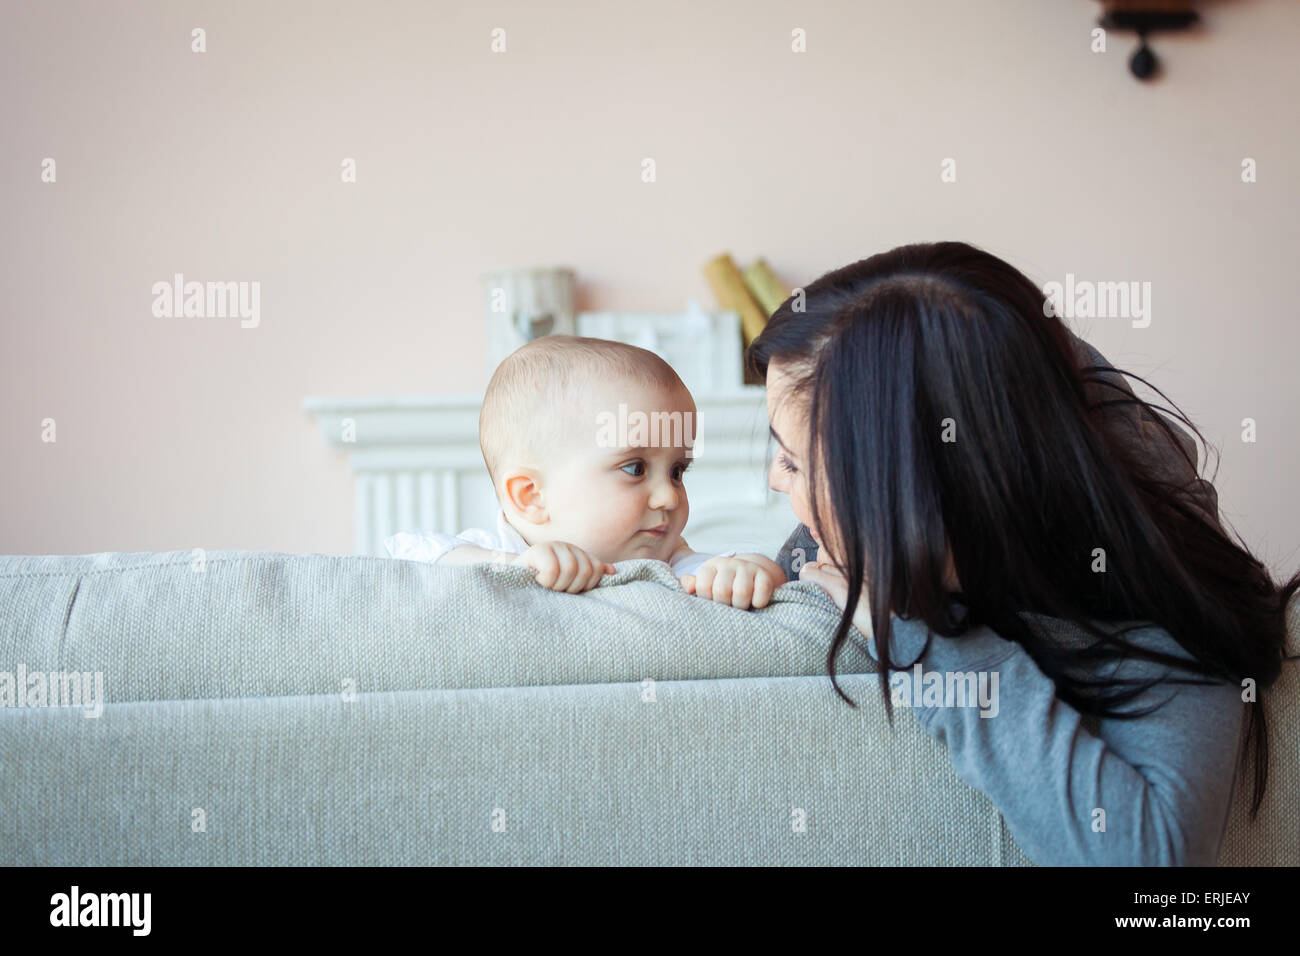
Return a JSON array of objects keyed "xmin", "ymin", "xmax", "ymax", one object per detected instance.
[{"xmin": 1, "ymin": 549, "xmax": 1295, "ymax": 865}]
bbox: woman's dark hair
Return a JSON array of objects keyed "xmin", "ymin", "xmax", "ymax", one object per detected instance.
[{"xmin": 747, "ymin": 241, "xmax": 1299, "ymax": 818}]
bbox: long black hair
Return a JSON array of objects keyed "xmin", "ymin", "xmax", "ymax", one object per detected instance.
[{"xmin": 747, "ymin": 241, "xmax": 1299, "ymax": 818}]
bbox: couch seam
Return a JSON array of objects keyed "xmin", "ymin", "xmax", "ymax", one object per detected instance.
[
  {"xmin": 0, "ymin": 672, "xmax": 887, "ymax": 711},
  {"xmin": 56, "ymin": 576, "xmax": 81, "ymax": 671}
]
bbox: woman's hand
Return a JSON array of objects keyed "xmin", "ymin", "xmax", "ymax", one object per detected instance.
[
  {"xmin": 798, "ymin": 561, "xmax": 874, "ymax": 638},
  {"xmin": 679, "ymin": 554, "xmax": 786, "ymax": 610}
]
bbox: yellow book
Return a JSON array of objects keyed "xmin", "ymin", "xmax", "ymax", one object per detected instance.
[
  {"xmin": 742, "ymin": 259, "xmax": 789, "ymax": 317},
  {"xmin": 703, "ymin": 253, "xmax": 768, "ymax": 348}
]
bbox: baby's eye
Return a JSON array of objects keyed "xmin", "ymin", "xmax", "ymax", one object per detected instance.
[
  {"xmin": 620, "ymin": 461, "xmax": 646, "ymax": 477},
  {"xmin": 672, "ymin": 460, "xmax": 693, "ymax": 481}
]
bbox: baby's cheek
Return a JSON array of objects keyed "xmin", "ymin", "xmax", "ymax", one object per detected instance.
[{"xmin": 601, "ymin": 506, "xmax": 641, "ymax": 555}]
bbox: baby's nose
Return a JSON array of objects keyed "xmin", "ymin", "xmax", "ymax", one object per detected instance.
[{"xmin": 649, "ymin": 482, "xmax": 680, "ymax": 510}]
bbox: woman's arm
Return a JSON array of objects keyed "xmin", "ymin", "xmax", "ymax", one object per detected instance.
[
  {"xmin": 799, "ymin": 562, "xmax": 1245, "ymax": 866},
  {"xmin": 884, "ymin": 616, "xmax": 1243, "ymax": 866}
]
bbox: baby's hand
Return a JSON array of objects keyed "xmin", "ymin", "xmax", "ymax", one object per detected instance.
[
  {"xmin": 513, "ymin": 542, "xmax": 616, "ymax": 593},
  {"xmin": 679, "ymin": 554, "xmax": 786, "ymax": 610}
]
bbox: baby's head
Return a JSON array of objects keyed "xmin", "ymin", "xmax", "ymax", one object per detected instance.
[{"xmin": 479, "ymin": 335, "xmax": 697, "ymax": 565}]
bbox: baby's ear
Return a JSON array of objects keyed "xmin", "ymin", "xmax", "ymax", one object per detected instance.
[{"xmin": 503, "ymin": 469, "xmax": 548, "ymax": 523}]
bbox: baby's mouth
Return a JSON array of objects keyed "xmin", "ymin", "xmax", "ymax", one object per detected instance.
[{"xmin": 640, "ymin": 524, "xmax": 669, "ymax": 537}]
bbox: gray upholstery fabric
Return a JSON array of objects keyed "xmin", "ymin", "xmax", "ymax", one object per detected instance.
[
  {"xmin": 1, "ymin": 551, "xmax": 877, "ymax": 702},
  {"xmin": 4, "ymin": 676, "xmax": 1031, "ymax": 866},
  {"xmin": 0, "ymin": 550, "xmax": 1293, "ymax": 865}
]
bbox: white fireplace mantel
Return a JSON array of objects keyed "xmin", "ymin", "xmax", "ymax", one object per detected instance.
[{"xmin": 304, "ymin": 389, "xmax": 799, "ymax": 559}]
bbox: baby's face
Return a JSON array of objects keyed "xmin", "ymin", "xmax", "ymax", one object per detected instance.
[{"xmin": 537, "ymin": 380, "xmax": 696, "ymax": 565}]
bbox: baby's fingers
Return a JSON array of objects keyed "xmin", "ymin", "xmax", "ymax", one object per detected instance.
[
  {"xmin": 694, "ymin": 565, "xmax": 718, "ymax": 600},
  {"xmin": 751, "ymin": 570, "xmax": 777, "ymax": 609},
  {"xmin": 679, "ymin": 574, "xmax": 696, "ymax": 594},
  {"xmin": 587, "ymin": 563, "xmax": 609, "ymax": 591},
  {"xmin": 549, "ymin": 546, "xmax": 580, "ymax": 591},
  {"xmin": 587, "ymin": 561, "xmax": 616, "ymax": 590},
  {"xmin": 729, "ymin": 570, "xmax": 755, "ymax": 610},
  {"xmin": 528, "ymin": 550, "xmax": 560, "ymax": 588},
  {"xmin": 707, "ymin": 567, "xmax": 736, "ymax": 606},
  {"xmin": 571, "ymin": 552, "xmax": 602, "ymax": 593}
]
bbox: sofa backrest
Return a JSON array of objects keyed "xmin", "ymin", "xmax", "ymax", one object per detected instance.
[
  {"xmin": 1216, "ymin": 589, "xmax": 1300, "ymax": 865},
  {"xmin": 0, "ymin": 550, "xmax": 1294, "ymax": 865}
]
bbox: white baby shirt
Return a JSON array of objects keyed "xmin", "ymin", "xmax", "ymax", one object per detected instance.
[{"xmin": 384, "ymin": 510, "xmax": 736, "ymax": 578}]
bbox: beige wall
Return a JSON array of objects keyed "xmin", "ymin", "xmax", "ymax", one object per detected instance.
[{"xmin": 2, "ymin": 0, "xmax": 1296, "ymax": 576}]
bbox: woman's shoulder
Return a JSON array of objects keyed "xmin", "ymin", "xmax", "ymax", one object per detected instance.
[
  {"xmin": 1018, "ymin": 611, "xmax": 1210, "ymax": 671},
  {"xmin": 886, "ymin": 608, "xmax": 1231, "ymax": 693}
]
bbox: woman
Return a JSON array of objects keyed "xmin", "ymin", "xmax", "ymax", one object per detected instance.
[{"xmin": 748, "ymin": 241, "xmax": 1298, "ymax": 866}]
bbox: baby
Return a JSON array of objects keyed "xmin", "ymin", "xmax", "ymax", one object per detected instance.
[{"xmin": 385, "ymin": 335, "xmax": 786, "ymax": 609}]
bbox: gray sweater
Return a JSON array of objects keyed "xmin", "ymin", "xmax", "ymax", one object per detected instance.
[
  {"xmin": 865, "ymin": 613, "xmax": 1243, "ymax": 865},
  {"xmin": 773, "ymin": 333, "xmax": 1244, "ymax": 865}
]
